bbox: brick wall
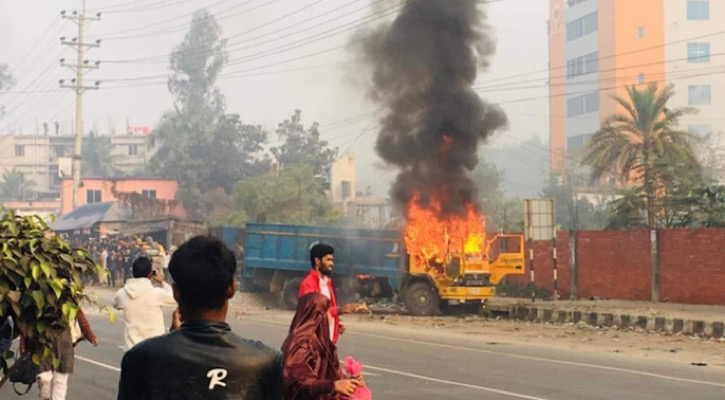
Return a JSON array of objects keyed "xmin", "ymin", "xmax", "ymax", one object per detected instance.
[
  {"xmin": 576, "ymin": 230, "xmax": 651, "ymax": 301},
  {"xmin": 659, "ymin": 229, "xmax": 725, "ymax": 305},
  {"xmin": 502, "ymin": 228, "xmax": 725, "ymax": 305}
]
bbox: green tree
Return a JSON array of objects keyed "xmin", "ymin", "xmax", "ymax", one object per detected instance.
[
  {"xmin": 584, "ymin": 83, "xmax": 700, "ymax": 228},
  {"xmin": 0, "ymin": 63, "xmax": 15, "ymax": 92},
  {"xmin": 688, "ymin": 185, "xmax": 725, "ymax": 227},
  {"xmin": 271, "ymin": 110, "xmax": 338, "ymax": 185},
  {"xmin": 81, "ymin": 132, "xmax": 124, "ymax": 178},
  {"xmin": 602, "ymin": 188, "xmax": 647, "ymax": 229},
  {"xmin": 541, "ymin": 175, "xmax": 609, "ymax": 231},
  {"xmin": 149, "ymin": 10, "xmax": 269, "ymax": 219},
  {"xmin": 231, "ymin": 165, "xmax": 339, "ymax": 225},
  {"xmin": 0, "ymin": 211, "xmax": 110, "ymax": 388},
  {"xmin": 0, "ymin": 168, "xmax": 34, "ymax": 201}
]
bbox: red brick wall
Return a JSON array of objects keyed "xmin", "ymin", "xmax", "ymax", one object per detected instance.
[
  {"xmin": 576, "ymin": 230, "xmax": 651, "ymax": 301},
  {"xmin": 506, "ymin": 233, "xmax": 571, "ymax": 299},
  {"xmin": 659, "ymin": 229, "xmax": 725, "ymax": 305},
  {"xmin": 502, "ymin": 229, "xmax": 725, "ymax": 305}
]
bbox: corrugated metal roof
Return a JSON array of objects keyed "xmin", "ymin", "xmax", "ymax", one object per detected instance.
[{"xmin": 51, "ymin": 202, "xmax": 132, "ymax": 231}]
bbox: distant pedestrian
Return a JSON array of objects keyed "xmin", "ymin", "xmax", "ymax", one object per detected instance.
[
  {"xmin": 282, "ymin": 292, "xmax": 360, "ymax": 400},
  {"xmin": 113, "ymin": 257, "xmax": 177, "ymax": 351},
  {"xmin": 117, "ymin": 236, "xmax": 282, "ymax": 400}
]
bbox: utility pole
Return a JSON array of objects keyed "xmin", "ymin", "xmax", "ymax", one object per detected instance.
[{"xmin": 60, "ymin": 1, "xmax": 101, "ymax": 210}]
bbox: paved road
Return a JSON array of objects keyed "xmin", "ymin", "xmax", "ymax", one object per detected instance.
[{"xmin": 3, "ymin": 308, "xmax": 725, "ymax": 399}]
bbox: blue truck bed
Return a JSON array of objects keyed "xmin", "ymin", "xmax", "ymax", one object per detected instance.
[{"xmin": 243, "ymin": 223, "xmax": 404, "ymax": 289}]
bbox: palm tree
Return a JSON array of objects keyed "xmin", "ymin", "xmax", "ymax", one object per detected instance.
[
  {"xmin": 584, "ymin": 83, "xmax": 700, "ymax": 229},
  {"xmin": 0, "ymin": 168, "xmax": 34, "ymax": 201},
  {"xmin": 82, "ymin": 132, "xmax": 124, "ymax": 178}
]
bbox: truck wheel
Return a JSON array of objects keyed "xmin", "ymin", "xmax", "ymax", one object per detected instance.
[
  {"xmin": 282, "ymin": 277, "xmax": 303, "ymax": 310},
  {"xmin": 403, "ymin": 282, "xmax": 440, "ymax": 316}
]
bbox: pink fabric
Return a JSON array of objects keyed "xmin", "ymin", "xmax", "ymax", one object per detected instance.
[{"xmin": 343, "ymin": 357, "xmax": 372, "ymax": 400}]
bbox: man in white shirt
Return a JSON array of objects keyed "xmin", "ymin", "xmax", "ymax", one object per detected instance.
[{"xmin": 113, "ymin": 257, "xmax": 177, "ymax": 350}]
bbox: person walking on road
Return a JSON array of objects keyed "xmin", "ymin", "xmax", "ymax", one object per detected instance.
[
  {"xmin": 299, "ymin": 244, "xmax": 354, "ymax": 345},
  {"xmin": 282, "ymin": 292, "xmax": 360, "ymax": 400},
  {"xmin": 117, "ymin": 236, "xmax": 283, "ymax": 400},
  {"xmin": 113, "ymin": 257, "xmax": 177, "ymax": 351},
  {"xmin": 21, "ymin": 309, "xmax": 98, "ymax": 400}
]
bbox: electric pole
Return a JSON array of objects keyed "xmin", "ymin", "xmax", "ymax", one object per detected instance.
[{"xmin": 60, "ymin": 1, "xmax": 101, "ymax": 210}]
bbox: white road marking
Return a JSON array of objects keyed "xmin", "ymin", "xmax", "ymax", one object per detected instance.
[
  {"xmin": 74, "ymin": 355, "xmax": 540, "ymax": 399},
  {"xmin": 75, "ymin": 356, "xmax": 120, "ymax": 372},
  {"xmin": 365, "ymin": 364, "xmax": 550, "ymax": 400},
  {"xmin": 242, "ymin": 316, "xmax": 725, "ymax": 388}
]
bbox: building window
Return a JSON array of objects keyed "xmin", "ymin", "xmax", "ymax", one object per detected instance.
[
  {"xmin": 638, "ymin": 73, "xmax": 645, "ymax": 84},
  {"xmin": 566, "ymin": 12, "xmax": 598, "ymax": 41},
  {"xmin": 566, "ymin": 52, "xmax": 599, "ymax": 79},
  {"xmin": 15, "ymin": 144, "xmax": 25, "ymax": 157},
  {"xmin": 687, "ymin": 43, "xmax": 710, "ymax": 63},
  {"xmin": 49, "ymin": 165, "xmax": 60, "ymax": 187},
  {"xmin": 567, "ymin": 134, "xmax": 593, "ymax": 149},
  {"xmin": 567, "ymin": 92, "xmax": 599, "ymax": 117},
  {"xmin": 688, "ymin": 85, "xmax": 711, "ymax": 105},
  {"xmin": 142, "ymin": 189, "xmax": 157, "ymax": 199},
  {"xmin": 687, "ymin": 1, "xmax": 709, "ymax": 20},
  {"xmin": 688, "ymin": 124, "xmax": 712, "ymax": 136},
  {"xmin": 128, "ymin": 144, "xmax": 138, "ymax": 155},
  {"xmin": 86, "ymin": 189, "xmax": 102, "ymax": 204},
  {"xmin": 637, "ymin": 27, "xmax": 645, "ymax": 39}
]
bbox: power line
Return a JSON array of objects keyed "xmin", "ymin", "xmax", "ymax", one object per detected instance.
[
  {"xmin": 487, "ymin": 67, "xmax": 725, "ymax": 105},
  {"xmin": 102, "ymin": 0, "xmax": 379, "ymax": 64},
  {"xmin": 476, "ymin": 56, "xmax": 725, "ymax": 94},
  {"xmin": 100, "ymin": 0, "xmax": 401, "ymax": 84},
  {"xmin": 474, "ymin": 28, "xmax": 725, "ymax": 88},
  {"xmin": 101, "ymin": 0, "xmax": 196, "ymax": 14},
  {"xmin": 96, "ymin": 0, "xmax": 274, "ymax": 41},
  {"xmin": 475, "ymin": 50, "xmax": 725, "ymax": 92}
]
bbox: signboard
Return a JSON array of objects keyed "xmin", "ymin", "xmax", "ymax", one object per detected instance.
[
  {"xmin": 126, "ymin": 126, "xmax": 150, "ymax": 136},
  {"xmin": 523, "ymin": 199, "xmax": 556, "ymax": 241}
]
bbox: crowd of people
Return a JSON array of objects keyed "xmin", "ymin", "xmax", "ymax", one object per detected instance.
[
  {"xmin": 62, "ymin": 234, "xmax": 171, "ymax": 288},
  {"xmin": 15, "ymin": 234, "xmax": 365, "ymax": 400}
]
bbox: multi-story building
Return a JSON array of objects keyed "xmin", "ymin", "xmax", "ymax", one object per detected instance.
[
  {"xmin": 110, "ymin": 132, "xmax": 158, "ymax": 176},
  {"xmin": 0, "ymin": 135, "xmax": 74, "ymax": 198},
  {"xmin": 0, "ymin": 130, "xmax": 156, "ymax": 197},
  {"xmin": 549, "ymin": 0, "xmax": 723, "ymax": 175}
]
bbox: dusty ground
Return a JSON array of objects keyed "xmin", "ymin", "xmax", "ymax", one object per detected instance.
[{"xmin": 225, "ymin": 292, "xmax": 725, "ymax": 368}]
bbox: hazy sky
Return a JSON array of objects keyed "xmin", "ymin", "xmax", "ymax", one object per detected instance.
[{"xmin": 0, "ymin": 0, "xmax": 550, "ymax": 196}]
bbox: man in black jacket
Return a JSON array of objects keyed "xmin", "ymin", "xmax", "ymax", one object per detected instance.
[{"xmin": 117, "ymin": 236, "xmax": 282, "ymax": 400}]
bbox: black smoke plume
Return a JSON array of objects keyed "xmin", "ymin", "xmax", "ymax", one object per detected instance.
[{"xmin": 354, "ymin": 0, "xmax": 507, "ymax": 217}]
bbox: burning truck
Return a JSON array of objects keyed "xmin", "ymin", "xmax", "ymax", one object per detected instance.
[
  {"xmin": 231, "ymin": 0, "xmax": 527, "ymax": 316},
  {"xmin": 237, "ymin": 219, "xmax": 524, "ymax": 316}
]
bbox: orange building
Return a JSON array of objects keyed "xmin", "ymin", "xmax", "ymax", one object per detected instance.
[
  {"xmin": 60, "ymin": 178, "xmax": 178, "ymax": 215},
  {"xmin": 548, "ymin": 0, "xmax": 707, "ymax": 174}
]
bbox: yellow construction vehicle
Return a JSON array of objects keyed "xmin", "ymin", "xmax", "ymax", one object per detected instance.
[{"xmin": 402, "ymin": 233, "xmax": 525, "ymax": 315}]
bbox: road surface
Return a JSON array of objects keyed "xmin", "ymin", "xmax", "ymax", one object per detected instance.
[{"xmin": 3, "ymin": 305, "xmax": 725, "ymax": 399}]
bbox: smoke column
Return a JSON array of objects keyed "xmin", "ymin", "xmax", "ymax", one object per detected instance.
[{"xmin": 355, "ymin": 0, "xmax": 507, "ymax": 216}]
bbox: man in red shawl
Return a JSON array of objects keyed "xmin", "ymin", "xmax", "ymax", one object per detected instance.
[{"xmin": 299, "ymin": 244, "xmax": 353, "ymax": 344}]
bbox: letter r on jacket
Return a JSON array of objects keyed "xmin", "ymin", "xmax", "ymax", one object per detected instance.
[{"xmin": 207, "ymin": 368, "xmax": 228, "ymax": 390}]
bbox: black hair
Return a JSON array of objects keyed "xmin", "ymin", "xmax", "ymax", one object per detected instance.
[
  {"xmin": 132, "ymin": 257, "xmax": 153, "ymax": 278},
  {"xmin": 169, "ymin": 236, "xmax": 237, "ymax": 310},
  {"xmin": 309, "ymin": 243, "xmax": 334, "ymax": 269}
]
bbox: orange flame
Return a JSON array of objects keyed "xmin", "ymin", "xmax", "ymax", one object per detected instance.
[{"xmin": 404, "ymin": 193, "xmax": 486, "ymax": 272}]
